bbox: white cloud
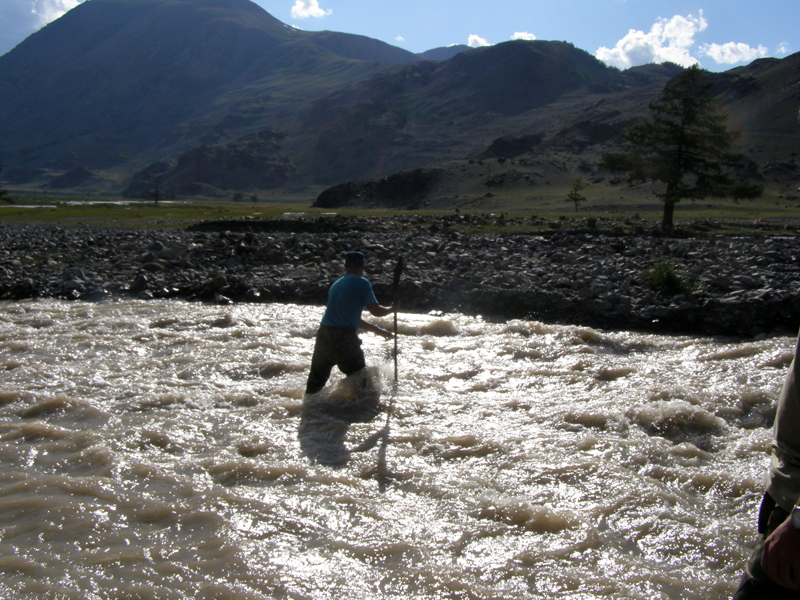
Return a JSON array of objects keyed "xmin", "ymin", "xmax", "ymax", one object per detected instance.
[
  {"xmin": 595, "ymin": 11, "xmax": 707, "ymax": 69},
  {"xmin": 290, "ymin": 0, "xmax": 331, "ymax": 20},
  {"xmin": 699, "ymin": 42, "xmax": 768, "ymax": 65},
  {"xmin": 30, "ymin": 0, "xmax": 81, "ymax": 24},
  {"xmin": 777, "ymin": 42, "xmax": 790, "ymax": 55},
  {"xmin": 468, "ymin": 34, "xmax": 491, "ymax": 48},
  {"xmin": 511, "ymin": 32, "xmax": 536, "ymax": 41},
  {"xmin": 395, "ymin": 35, "xmax": 404, "ymax": 42},
  {"xmin": 0, "ymin": 0, "xmax": 84, "ymax": 55}
]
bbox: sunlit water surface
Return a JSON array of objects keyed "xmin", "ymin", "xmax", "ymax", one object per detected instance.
[{"xmin": 0, "ymin": 299, "xmax": 794, "ymax": 599}]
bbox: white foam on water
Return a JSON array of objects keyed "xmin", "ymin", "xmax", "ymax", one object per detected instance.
[{"xmin": 0, "ymin": 298, "xmax": 794, "ymax": 598}]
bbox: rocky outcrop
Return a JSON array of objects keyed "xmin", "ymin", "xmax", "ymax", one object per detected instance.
[
  {"xmin": 125, "ymin": 130, "xmax": 297, "ymax": 197},
  {"xmin": 478, "ymin": 134, "xmax": 544, "ymax": 160},
  {"xmin": 313, "ymin": 169, "xmax": 443, "ymax": 210},
  {"xmin": 1, "ymin": 217, "xmax": 798, "ymax": 338}
]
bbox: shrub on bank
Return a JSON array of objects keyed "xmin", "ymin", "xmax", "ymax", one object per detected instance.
[{"xmin": 646, "ymin": 255, "xmax": 696, "ymax": 295}]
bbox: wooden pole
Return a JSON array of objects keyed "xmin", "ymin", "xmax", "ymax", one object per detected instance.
[{"xmin": 392, "ymin": 256, "xmax": 403, "ymax": 383}]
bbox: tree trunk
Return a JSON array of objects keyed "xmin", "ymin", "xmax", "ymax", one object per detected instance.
[{"xmin": 662, "ymin": 198, "xmax": 675, "ymax": 233}]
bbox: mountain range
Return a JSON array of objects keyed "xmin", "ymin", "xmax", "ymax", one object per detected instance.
[{"xmin": 0, "ymin": 0, "xmax": 798, "ymax": 206}]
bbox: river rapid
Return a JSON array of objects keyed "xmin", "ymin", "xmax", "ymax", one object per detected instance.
[{"xmin": 0, "ymin": 299, "xmax": 795, "ymax": 599}]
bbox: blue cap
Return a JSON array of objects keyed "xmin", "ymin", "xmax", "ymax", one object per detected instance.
[{"xmin": 345, "ymin": 251, "xmax": 365, "ymax": 265}]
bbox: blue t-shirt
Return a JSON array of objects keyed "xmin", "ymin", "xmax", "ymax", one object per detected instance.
[{"xmin": 321, "ymin": 273, "xmax": 379, "ymax": 330}]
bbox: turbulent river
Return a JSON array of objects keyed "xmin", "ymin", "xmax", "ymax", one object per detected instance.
[{"xmin": 0, "ymin": 299, "xmax": 795, "ymax": 599}]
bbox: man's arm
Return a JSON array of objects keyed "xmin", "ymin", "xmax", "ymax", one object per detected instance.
[
  {"xmin": 359, "ymin": 318, "xmax": 393, "ymax": 340},
  {"xmin": 367, "ymin": 302, "xmax": 396, "ymax": 318},
  {"xmin": 762, "ymin": 509, "xmax": 800, "ymax": 590}
]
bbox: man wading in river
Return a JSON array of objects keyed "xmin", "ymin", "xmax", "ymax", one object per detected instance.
[{"xmin": 305, "ymin": 251, "xmax": 397, "ymax": 395}]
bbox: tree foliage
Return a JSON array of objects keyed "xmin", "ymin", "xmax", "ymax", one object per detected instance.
[
  {"xmin": 600, "ymin": 65, "xmax": 762, "ymax": 232},
  {"xmin": 566, "ymin": 176, "xmax": 586, "ymax": 212}
]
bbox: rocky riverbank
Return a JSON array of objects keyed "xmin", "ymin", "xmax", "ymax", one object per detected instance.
[{"xmin": 1, "ymin": 216, "xmax": 799, "ymax": 337}]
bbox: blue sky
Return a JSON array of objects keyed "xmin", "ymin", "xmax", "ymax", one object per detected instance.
[{"xmin": 1, "ymin": 0, "xmax": 795, "ymax": 71}]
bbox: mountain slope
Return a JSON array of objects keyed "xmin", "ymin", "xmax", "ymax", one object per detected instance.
[
  {"xmin": 711, "ymin": 54, "xmax": 800, "ymax": 159},
  {"xmin": 0, "ymin": 0, "xmax": 415, "ymax": 175},
  {"xmin": 309, "ymin": 53, "xmax": 800, "ymax": 209},
  {"xmin": 298, "ymin": 40, "xmax": 677, "ymax": 184},
  {"xmin": 0, "ymin": 0, "xmax": 795, "ymax": 201}
]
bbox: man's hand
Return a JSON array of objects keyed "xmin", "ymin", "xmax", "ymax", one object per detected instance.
[{"xmin": 762, "ymin": 515, "xmax": 800, "ymax": 589}]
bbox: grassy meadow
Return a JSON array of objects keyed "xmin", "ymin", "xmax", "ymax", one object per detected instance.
[{"xmin": 1, "ymin": 184, "xmax": 799, "ymax": 236}]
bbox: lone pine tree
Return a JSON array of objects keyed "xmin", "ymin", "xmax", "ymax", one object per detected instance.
[
  {"xmin": 566, "ymin": 176, "xmax": 586, "ymax": 212},
  {"xmin": 600, "ymin": 65, "xmax": 762, "ymax": 232}
]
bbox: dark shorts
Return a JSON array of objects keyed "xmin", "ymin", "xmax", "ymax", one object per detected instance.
[{"xmin": 305, "ymin": 326, "xmax": 365, "ymax": 395}]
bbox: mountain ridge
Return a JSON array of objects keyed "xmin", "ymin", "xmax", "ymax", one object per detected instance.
[
  {"xmin": 0, "ymin": 0, "xmax": 427, "ymax": 174},
  {"xmin": 0, "ymin": 0, "xmax": 797, "ymax": 204}
]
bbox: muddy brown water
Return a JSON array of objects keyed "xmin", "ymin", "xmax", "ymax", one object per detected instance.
[{"xmin": 0, "ymin": 299, "xmax": 793, "ymax": 599}]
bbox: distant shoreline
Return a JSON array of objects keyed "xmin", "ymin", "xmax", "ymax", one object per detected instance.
[{"xmin": 1, "ymin": 217, "xmax": 799, "ymax": 338}]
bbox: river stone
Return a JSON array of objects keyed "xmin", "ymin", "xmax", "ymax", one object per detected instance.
[{"xmin": 1, "ymin": 219, "xmax": 799, "ymax": 337}]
